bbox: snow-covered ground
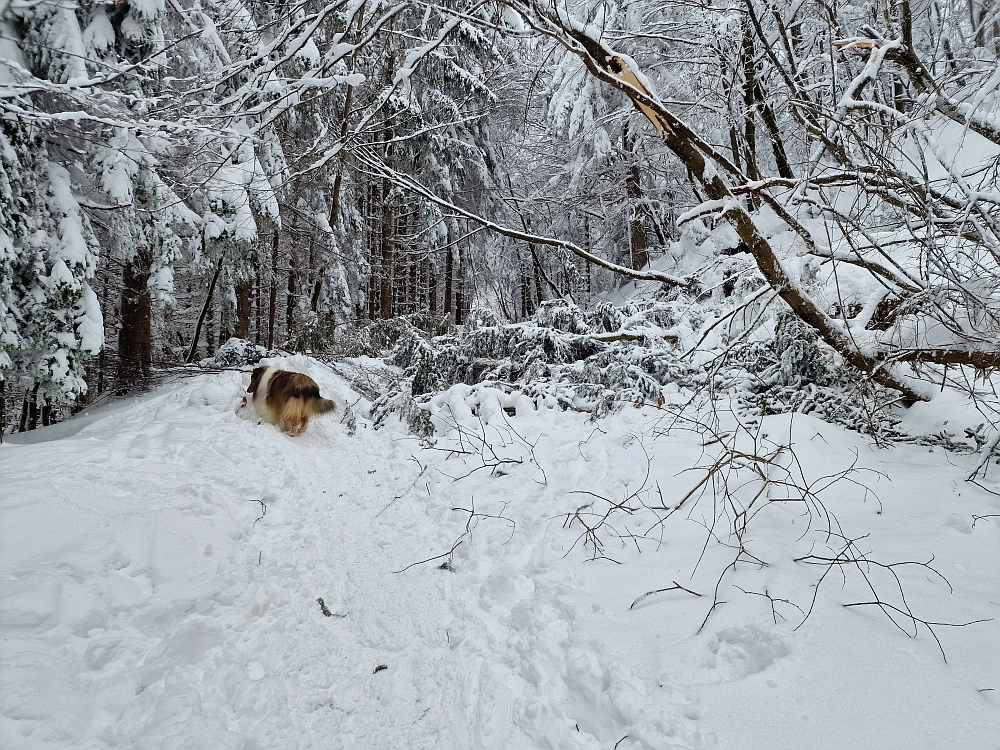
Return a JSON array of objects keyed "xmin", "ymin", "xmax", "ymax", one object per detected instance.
[{"xmin": 2, "ymin": 356, "xmax": 999, "ymax": 749}]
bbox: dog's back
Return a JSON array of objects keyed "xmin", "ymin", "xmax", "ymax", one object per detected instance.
[{"xmin": 247, "ymin": 366, "xmax": 335, "ymax": 435}]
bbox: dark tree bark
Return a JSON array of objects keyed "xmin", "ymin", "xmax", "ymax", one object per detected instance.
[
  {"xmin": 205, "ymin": 285, "xmax": 215, "ymax": 355},
  {"xmin": 429, "ymin": 255, "xmax": 438, "ymax": 315},
  {"xmin": 118, "ymin": 246, "xmax": 153, "ymax": 386},
  {"xmin": 328, "ymin": 2, "xmax": 365, "ymax": 227},
  {"xmin": 379, "ymin": 178, "xmax": 394, "ymax": 319},
  {"xmin": 286, "ymin": 245, "xmax": 298, "ymax": 342},
  {"xmin": 366, "ymin": 181, "xmax": 379, "ymax": 318},
  {"xmin": 740, "ymin": 20, "xmax": 761, "ymax": 182},
  {"xmin": 457, "ymin": 237, "xmax": 470, "ymax": 323},
  {"xmin": 186, "ymin": 250, "xmax": 225, "ymax": 363},
  {"xmin": 267, "ymin": 231, "xmax": 279, "ymax": 349},
  {"xmin": 254, "ymin": 280, "xmax": 262, "ymax": 344},
  {"xmin": 235, "ymin": 282, "xmax": 252, "ymax": 339},
  {"xmin": 444, "ymin": 229, "xmax": 454, "ymax": 317},
  {"xmin": 521, "ymin": 254, "xmax": 531, "ymax": 320},
  {"xmin": 18, "ymin": 388, "xmax": 30, "ymax": 432},
  {"xmin": 623, "ymin": 124, "xmax": 650, "ymax": 271},
  {"xmin": 25, "ymin": 385, "xmax": 38, "ymax": 431}
]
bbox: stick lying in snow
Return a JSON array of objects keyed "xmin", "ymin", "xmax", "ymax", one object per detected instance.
[{"xmin": 630, "ymin": 581, "xmax": 702, "ymax": 609}]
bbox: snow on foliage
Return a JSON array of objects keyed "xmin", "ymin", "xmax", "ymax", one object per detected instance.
[
  {"xmin": 364, "ymin": 293, "xmax": 981, "ymax": 450},
  {"xmin": 198, "ymin": 337, "xmax": 268, "ymax": 368},
  {"xmin": 0, "ymin": 115, "xmax": 103, "ymax": 399}
]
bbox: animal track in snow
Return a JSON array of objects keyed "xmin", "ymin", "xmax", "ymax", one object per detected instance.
[{"xmin": 703, "ymin": 625, "xmax": 790, "ymax": 682}]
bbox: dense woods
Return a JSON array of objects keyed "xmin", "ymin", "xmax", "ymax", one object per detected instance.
[{"xmin": 2, "ymin": 0, "xmax": 1000, "ymax": 432}]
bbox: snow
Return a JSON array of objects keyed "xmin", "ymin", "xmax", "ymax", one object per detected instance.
[
  {"xmin": 74, "ymin": 284, "xmax": 104, "ymax": 355},
  {"xmin": 2, "ymin": 356, "xmax": 1000, "ymax": 748}
]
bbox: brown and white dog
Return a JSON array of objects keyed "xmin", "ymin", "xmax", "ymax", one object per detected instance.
[{"xmin": 246, "ymin": 366, "xmax": 335, "ymax": 436}]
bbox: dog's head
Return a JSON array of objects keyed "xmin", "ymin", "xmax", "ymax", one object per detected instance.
[{"xmin": 247, "ymin": 366, "xmax": 268, "ymax": 394}]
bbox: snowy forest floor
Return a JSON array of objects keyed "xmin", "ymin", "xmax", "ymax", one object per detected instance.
[{"xmin": 2, "ymin": 355, "xmax": 1000, "ymax": 749}]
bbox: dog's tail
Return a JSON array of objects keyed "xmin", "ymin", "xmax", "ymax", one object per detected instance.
[{"xmin": 313, "ymin": 397, "xmax": 337, "ymax": 414}]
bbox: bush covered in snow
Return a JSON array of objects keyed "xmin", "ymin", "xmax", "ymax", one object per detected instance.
[
  {"xmin": 199, "ymin": 338, "xmax": 270, "ymax": 369},
  {"xmin": 369, "ymin": 299, "xmax": 919, "ymax": 443}
]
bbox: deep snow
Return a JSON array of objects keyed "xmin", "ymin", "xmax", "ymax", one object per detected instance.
[{"xmin": 2, "ymin": 355, "xmax": 999, "ymax": 749}]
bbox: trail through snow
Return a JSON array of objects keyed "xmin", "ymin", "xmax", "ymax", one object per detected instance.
[{"xmin": 2, "ymin": 356, "xmax": 1000, "ymax": 748}]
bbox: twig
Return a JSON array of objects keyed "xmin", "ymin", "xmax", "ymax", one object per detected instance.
[
  {"xmin": 393, "ymin": 539, "xmax": 464, "ymax": 574},
  {"xmin": 630, "ymin": 581, "xmax": 703, "ymax": 609}
]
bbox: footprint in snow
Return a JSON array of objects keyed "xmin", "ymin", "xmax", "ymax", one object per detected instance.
[{"xmin": 702, "ymin": 625, "xmax": 790, "ymax": 682}]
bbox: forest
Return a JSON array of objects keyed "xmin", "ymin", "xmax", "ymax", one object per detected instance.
[
  {"xmin": 3, "ymin": 2, "xmax": 1000, "ymax": 745},
  {"xmin": 1, "ymin": 0, "xmax": 999, "ymax": 432}
]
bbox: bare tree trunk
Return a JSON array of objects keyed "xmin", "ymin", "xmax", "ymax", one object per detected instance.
[
  {"xmin": 186, "ymin": 250, "xmax": 226, "ymax": 363},
  {"xmin": 254, "ymin": 280, "xmax": 262, "ymax": 344},
  {"xmin": 17, "ymin": 389, "xmax": 29, "ymax": 432},
  {"xmin": 379, "ymin": 182, "xmax": 394, "ymax": 320},
  {"xmin": 286, "ymin": 244, "xmax": 298, "ymax": 344},
  {"xmin": 444, "ymin": 227, "xmax": 454, "ymax": 317},
  {"xmin": 740, "ymin": 19, "xmax": 761, "ymax": 182},
  {"xmin": 429, "ymin": 254, "xmax": 439, "ymax": 314},
  {"xmin": 267, "ymin": 231, "xmax": 279, "ymax": 349},
  {"xmin": 520, "ymin": 254, "xmax": 530, "ymax": 320},
  {"xmin": 754, "ymin": 81, "xmax": 794, "ymax": 179},
  {"xmin": 533, "ymin": 252, "xmax": 545, "ymax": 306},
  {"xmin": 235, "ymin": 282, "xmax": 252, "ymax": 339},
  {"xmin": 623, "ymin": 123, "xmax": 650, "ymax": 271},
  {"xmin": 205, "ymin": 287, "xmax": 216, "ymax": 354},
  {"xmin": 456, "ymin": 235, "xmax": 469, "ymax": 323},
  {"xmin": 118, "ymin": 246, "xmax": 153, "ymax": 387},
  {"xmin": 408, "ymin": 252, "xmax": 417, "ymax": 314},
  {"xmin": 420, "ymin": 255, "xmax": 430, "ymax": 313},
  {"xmin": 625, "ymin": 162, "xmax": 650, "ymax": 271},
  {"xmin": 328, "ymin": 2, "xmax": 366, "ymax": 227},
  {"xmin": 27, "ymin": 385, "xmax": 38, "ymax": 431},
  {"xmin": 366, "ymin": 181, "xmax": 378, "ymax": 318}
]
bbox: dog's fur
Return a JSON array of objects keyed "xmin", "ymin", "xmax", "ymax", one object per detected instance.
[{"xmin": 247, "ymin": 366, "xmax": 335, "ymax": 436}]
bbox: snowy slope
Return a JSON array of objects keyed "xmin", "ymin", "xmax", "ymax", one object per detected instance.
[{"xmin": 2, "ymin": 356, "xmax": 1000, "ymax": 749}]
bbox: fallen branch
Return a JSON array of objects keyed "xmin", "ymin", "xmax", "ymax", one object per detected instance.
[{"xmin": 630, "ymin": 581, "xmax": 702, "ymax": 609}]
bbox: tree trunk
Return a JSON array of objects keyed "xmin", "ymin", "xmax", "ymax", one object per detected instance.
[
  {"xmin": 328, "ymin": 2, "xmax": 366, "ymax": 227},
  {"xmin": 254, "ymin": 280, "xmax": 262, "ymax": 344},
  {"xmin": 286, "ymin": 245, "xmax": 298, "ymax": 344},
  {"xmin": 17, "ymin": 388, "xmax": 29, "ymax": 432},
  {"xmin": 26, "ymin": 385, "xmax": 38, "ymax": 431},
  {"xmin": 754, "ymin": 81, "xmax": 794, "ymax": 179},
  {"xmin": 623, "ymin": 124, "xmax": 650, "ymax": 271},
  {"xmin": 379, "ymin": 179, "xmax": 394, "ymax": 319},
  {"xmin": 118, "ymin": 246, "xmax": 153, "ymax": 387},
  {"xmin": 455, "ymin": 238, "xmax": 466, "ymax": 324},
  {"xmin": 740, "ymin": 19, "xmax": 761, "ymax": 182},
  {"xmin": 519, "ymin": 254, "xmax": 529, "ymax": 320},
  {"xmin": 267, "ymin": 231, "xmax": 279, "ymax": 349},
  {"xmin": 311, "ymin": 278, "xmax": 323, "ymax": 313},
  {"xmin": 408, "ymin": 250, "xmax": 418, "ymax": 314},
  {"xmin": 205, "ymin": 288, "xmax": 215, "ymax": 355},
  {"xmin": 366, "ymin": 180, "xmax": 379, "ymax": 318},
  {"xmin": 186, "ymin": 250, "xmax": 225, "ymax": 363},
  {"xmin": 444, "ymin": 228, "xmax": 454, "ymax": 317},
  {"xmin": 429, "ymin": 255, "xmax": 439, "ymax": 314},
  {"xmin": 235, "ymin": 281, "xmax": 252, "ymax": 339}
]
